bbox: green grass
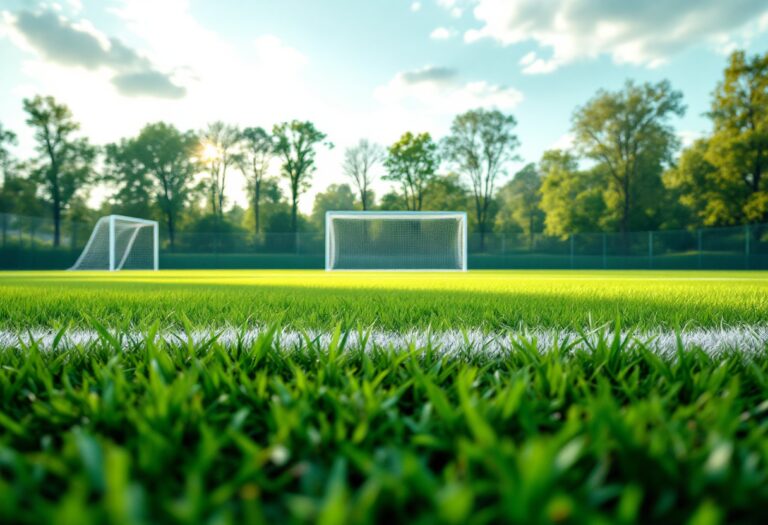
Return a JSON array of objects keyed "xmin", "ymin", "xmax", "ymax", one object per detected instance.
[
  {"xmin": 1, "ymin": 270, "xmax": 767, "ymax": 330},
  {"xmin": 1, "ymin": 330, "xmax": 767, "ymax": 524},
  {"xmin": 2, "ymin": 269, "xmax": 767, "ymax": 523}
]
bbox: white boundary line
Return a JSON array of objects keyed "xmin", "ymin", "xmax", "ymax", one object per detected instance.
[{"xmin": 1, "ymin": 326, "xmax": 767, "ymax": 357}]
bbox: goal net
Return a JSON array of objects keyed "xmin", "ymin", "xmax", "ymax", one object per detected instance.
[
  {"xmin": 326, "ymin": 211, "xmax": 467, "ymax": 271},
  {"xmin": 70, "ymin": 215, "xmax": 159, "ymax": 271}
]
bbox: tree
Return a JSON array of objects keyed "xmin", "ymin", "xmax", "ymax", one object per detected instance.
[
  {"xmin": 103, "ymin": 139, "xmax": 154, "ymax": 219},
  {"xmin": 421, "ymin": 173, "xmax": 470, "ymax": 212},
  {"xmin": 443, "ymin": 109, "xmax": 519, "ymax": 250},
  {"xmin": 663, "ymin": 139, "xmax": 730, "ymax": 227},
  {"xmin": 0, "ymin": 178, "xmax": 45, "ymax": 245},
  {"xmin": 104, "ymin": 123, "xmax": 198, "ymax": 247},
  {"xmin": 273, "ymin": 120, "xmax": 330, "ymax": 233},
  {"xmin": 572, "ymin": 80, "xmax": 685, "ymax": 235},
  {"xmin": 23, "ymin": 95, "xmax": 96, "ymax": 246},
  {"xmin": 538, "ymin": 150, "xmax": 606, "ymax": 238},
  {"xmin": 378, "ymin": 190, "xmax": 407, "ymax": 211},
  {"xmin": 706, "ymin": 50, "xmax": 768, "ymax": 223},
  {"xmin": 495, "ymin": 163, "xmax": 544, "ymax": 248},
  {"xmin": 343, "ymin": 139, "xmax": 384, "ymax": 210},
  {"xmin": 200, "ymin": 121, "xmax": 241, "ymax": 219},
  {"xmin": 311, "ymin": 183, "xmax": 357, "ymax": 229},
  {"xmin": 238, "ymin": 127, "xmax": 274, "ymax": 234},
  {"xmin": 0, "ymin": 122, "xmax": 17, "ymax": 185},
  {"xmin": 384, "ymin": 132, "xmax": 439, "ymax": 211}
]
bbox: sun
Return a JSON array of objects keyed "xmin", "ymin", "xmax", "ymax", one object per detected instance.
[{"xmin": 200, "ymin": 141, "xmax": 221, "ymax": 161}]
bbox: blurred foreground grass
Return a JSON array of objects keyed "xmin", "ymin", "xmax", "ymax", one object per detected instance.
[{"xmin": 1, "ymin": 326, "xmax": 767, "ymax": 524}]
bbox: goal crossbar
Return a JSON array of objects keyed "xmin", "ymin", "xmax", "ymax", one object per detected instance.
[{"xmin": 325, "ymin": 211, "xmax": 468, "ymax": 272}]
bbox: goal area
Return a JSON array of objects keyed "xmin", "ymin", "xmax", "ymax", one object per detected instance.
[
  {"xmin": 325, "ymin": 211, "xmax": 467, "ymax": 271},
  {"xmin": 70, "ymin": 215, "xmax": 159, "ymax": 271}
]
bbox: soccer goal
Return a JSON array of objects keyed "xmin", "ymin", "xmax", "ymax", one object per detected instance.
[
  {"xmin": 325, "ymin": 211, "xmax": 467, "ymax": 271},
  {"xmin": 70, "ymin": 215, "xmax": 159, "ymax": 271}
]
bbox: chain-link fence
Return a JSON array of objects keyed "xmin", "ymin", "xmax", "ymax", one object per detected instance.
[{"xmin": 1, "ymin": 212, "xmax": 767, "ymax": 270}]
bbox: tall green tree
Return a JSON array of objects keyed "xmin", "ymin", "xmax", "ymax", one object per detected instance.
[
  {"xmin": 273, "ymin": 120, "xmax": 330, "ymax": 233},
  {"xmin": 495, "ymin": 163, "xmax": 544, "ymax": 248},
  {"xmin": 421, "ymin": 173, "xmax": 470, "ymax": 213},
  {"xmin": 663, "ymin": 139, "xmax": 728, "ymax": 227},
  {"xmin": 23, "ymin": 95, "xmax": 96, "ymax": 246},
  {"xmin": 343, "ymin": 139, "xmax": 384, "ymax": 210},
  {"xmin": 0, "ymin": 122, "xmax": 17, "ymax": 185},
  {"xmin": 443, "ymin": 109, "xmax": 519, "ymax": 249},
  {"xmin": 238, "ymin": 127, "xmax": 274, "ymax": 234},
  {"xmin": 384, "ymin": 131, "xmax": 439, "ymax": 211},
  {"xmin": 311, "ymin": 183, "xmax": 357, "ymax": 229},
  {"xmin": 104, "ymin": 123, "xmax": 198, "ymax": 247},
  {"xmin": 706, "ymin": 50, "xmax": 768, "ymax": 223},
  {"xmin": 573, "ymin": 80, "xmax": 685, "ymax": 234},
  {"xmin": 539, "ymin": 150, "xmax": 606, "ymax": 238},
  {"xmin": 103, "ymin": 139, "xmax": 154, "ymax": 219},
  {"xmin": 200, "ymin": 121, "xmax": 241, "ymax": 219}
]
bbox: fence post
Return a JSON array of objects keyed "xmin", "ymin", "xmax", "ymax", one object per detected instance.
[
  {"xmin": 648, "ymin": 231, "xmax": 653, "ymax": 269},
  {"xmin": 697, "ymin": 229, "xmax": 702, "ymax": 269},
  {"xmin": 745, "ymin": 224, "xmax": 751, "ymax": 270},
  {"xmin": 569, "ymin": 234, "xmax": 575, "ymax": 269}
]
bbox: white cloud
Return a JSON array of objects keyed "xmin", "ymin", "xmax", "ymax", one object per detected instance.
[
  {"xmin": 436, "ymin": 0, "xmax": 464, "ymax": 18},
  {"xmin": 3, "ymin": 9, "xmax": 184, "ymax": 98},
  {"xmin": 253, "ymin": 34, "xmax": 308, "ymax": 76},
  {"xmin": 410, "ymin": 2, "xmax": 422, "ymax": 12},
  {"xmin": 518, "ymin": 50, "xmax": 558, "ymax": 74},
  {"xmin": 375, "ymin": 66, "xmax": 523, "ymax": 115},
  {"xmin": 67, "ymin": 0, "xmax": 83, "ymax": 13},
  {"xmin": 465, "ymin": 0, "xmax": 768, "ymax": 74},
  {"xmin": 430, "ymin": 27, "xmax": 456, "ymax": 40}
]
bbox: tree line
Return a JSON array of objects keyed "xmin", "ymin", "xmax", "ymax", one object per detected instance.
[{"xmin": 0, "ymin": 50, "xmax": 766, "ymax": 249}]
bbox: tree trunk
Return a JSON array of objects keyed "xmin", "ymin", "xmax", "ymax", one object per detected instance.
[
  {"xmin": 254, "ymin": 180, "xmax": 261, "ymax": 234},
  {"xmin": 475, "ymin": 197, "xmax": 485, "ymax": 253},
  {"xmin": 529, "ymin": 213, "xmax": 534, "ymax": 251},
  {"xmin": 621, "ymin": 174, "xmax": 630, "ymax": 254},
  {"xmin": 53, "ymin": 198, "xmax": 61, "ymax": 247},
  {"xmin": 218, "ymin": 180, "xmax": 225, "ymax": 219},
  {"xmin": 291, "ymin": 194, "xmax": 298, "ymax": 233},
  {"xmin": 166, "ymin": 212, "xmax": 175, "ymax": 249}
]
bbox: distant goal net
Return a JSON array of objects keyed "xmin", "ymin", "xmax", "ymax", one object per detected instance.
[
  {"xmin": 70, "ymin": 215, "xmax": 159, "ymax": 271},
  {"xmin": 326, "ymin": 211, "xmax": 467, "ymax": 271}
]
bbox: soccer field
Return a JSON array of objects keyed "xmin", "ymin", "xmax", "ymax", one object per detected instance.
[
  {"xmin": 2, "ymin": 269, "xmax": 768, "ymax": 331},
  {"xmin": 2, "ymin": 269, "xmax": 768, "ymax": 523}
]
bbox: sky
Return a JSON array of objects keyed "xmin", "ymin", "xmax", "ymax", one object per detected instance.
[{"xmin": 1, "ymin": 0, "xmax": 768, "ymax": 213}]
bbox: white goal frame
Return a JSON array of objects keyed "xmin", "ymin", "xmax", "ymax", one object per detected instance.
[
  {"xmin": 325, "ymin": 211, "xmax": 468, "ymax": 272},
  {"xmin": 70, "ymin": 214, "xmax": 159, "ymax": 271}
]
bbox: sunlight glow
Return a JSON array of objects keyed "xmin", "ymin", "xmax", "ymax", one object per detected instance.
[{"xmin": 200, "ymin": 141, "xmax": 221, "ymax": 161}]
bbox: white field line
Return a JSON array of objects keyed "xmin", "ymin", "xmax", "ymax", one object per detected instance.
[{"xmin": 1, "ymin": 326, "xmax": 767, "ymax": 357}]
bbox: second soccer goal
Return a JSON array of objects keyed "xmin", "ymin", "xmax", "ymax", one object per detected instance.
[
  {"xmin": 70, "ymin": 215, "xmax": 159, "ymax": 271},
  {"xmin": 325, "ymin": 211, "xmax": 467, "ymax": 271}
]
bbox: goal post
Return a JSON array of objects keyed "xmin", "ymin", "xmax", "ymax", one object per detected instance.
[
  {"xmin": 70, "ymin": 215, "xmax": 159, "ymax": 271},
  {"xmin": 325, "ymin": 211, "xmax": 468, "ymax": 271}
]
